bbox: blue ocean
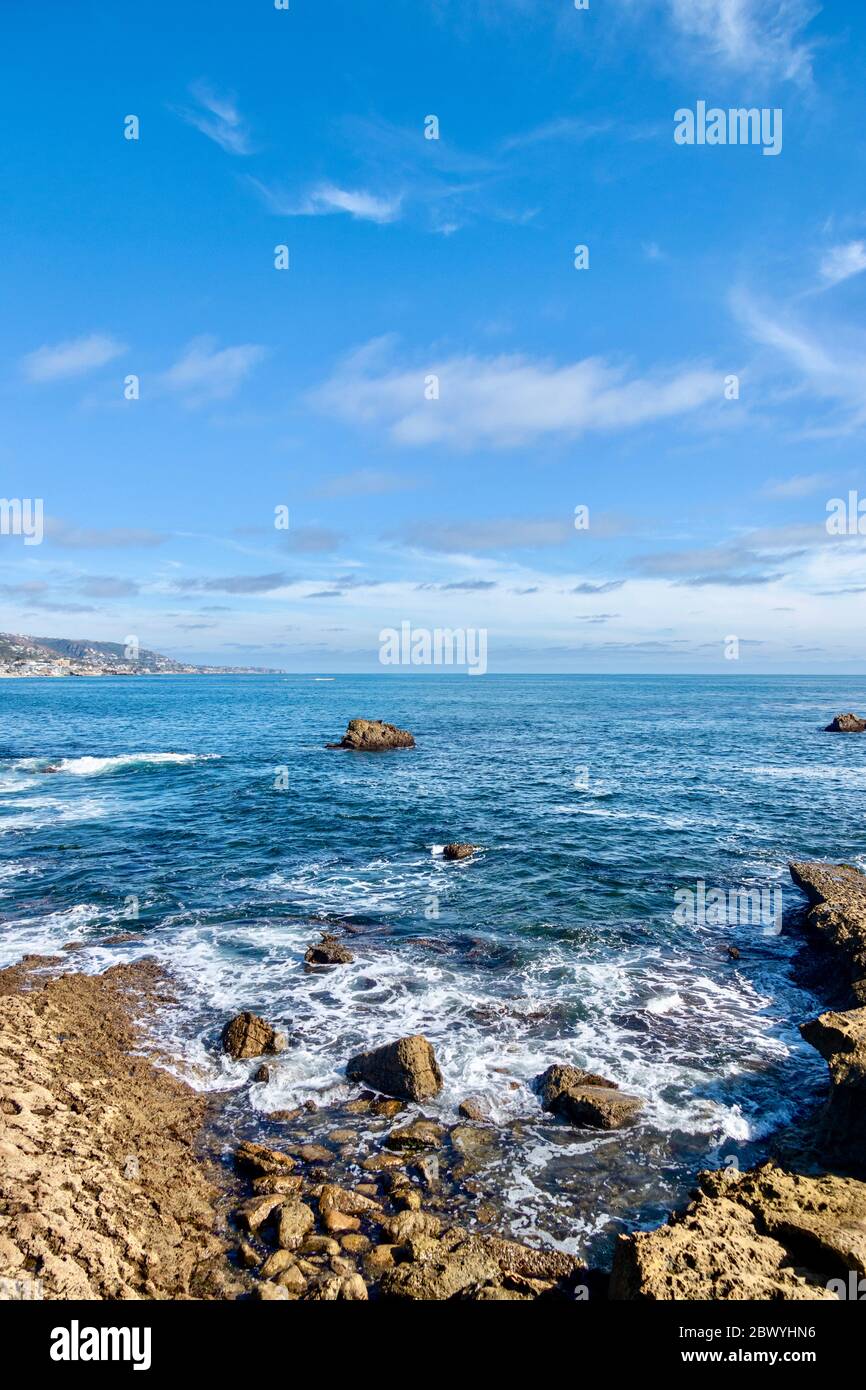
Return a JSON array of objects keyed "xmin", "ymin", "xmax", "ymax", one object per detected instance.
[{"xmin": 2, "ymin": 674, "xmax": 864, "ymax": 1261}]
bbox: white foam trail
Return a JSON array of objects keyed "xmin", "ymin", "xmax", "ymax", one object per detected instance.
[{"xmin": 51, "ymin": 753, "xmax": 220, "ymax": 775}]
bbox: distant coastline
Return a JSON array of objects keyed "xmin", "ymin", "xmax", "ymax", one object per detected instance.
[{"xmin": 0, "ymin": 631, "xmax": 281, "ymax": 678}]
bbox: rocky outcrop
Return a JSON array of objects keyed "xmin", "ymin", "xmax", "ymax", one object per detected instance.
[
  {"xmin": 379, "ymin": 1226, "xmax": 585, "ymax": 1301},
  {"xmin": 304, "ymin": 933, "xmax": 354, "ymax": 965},
  {"xmin": 327, "ymin": 719, "xmax": 415, "ymax": 751},
  {"xmin": 346, "ymin": 1035, "xmax": 443, "ymax": 1102},
  {"xmin": 800, "ymin": 1009, "xmax": 866, "ymax": 1168},
  {"xmin": 222, "ymin": 1011, "xmax": 287, "ymax": 1059},
  {"xmin": 825, "ymin": 712, "xmax": 866, "ymax": 732},
  {"xmin": 535, "ymin": 1063, "xmax": 643, "ymax": 1130},
  {"xmin": 789, "ymin": 860, "xmax": 866, "ymax": 1004},
  {"xmin": 0, "ymin": 957, "xmax": 236, "ymax": 1300},
  {"xmin": 442, "ymin": 843, "xmax": 477, "ymax": 861},
  {"xmin": 611, "ymin": 1163, "xmax": 866, "ymax": 1300}
]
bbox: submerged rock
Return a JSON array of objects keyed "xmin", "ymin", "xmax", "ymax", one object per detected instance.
[
  {"xmin": 442, "ymin": 843, "xmax": 477, "ymax": 861},
  {"xmin": 825, "ymin": 712, "xmax": 866, "ymax": 733},
  {"xmin": 535, "ymin": 1064, "xmax": 642, "ymax": 1130},
  {"xmin": 327, "ymin": 719, "xmax": 415, "ymax": 751},
  {"xmin": 304, "ymin": 933, "xmax": 354, "ymax": 965},
  {"xmin": 346, "ymin": 1034, "xmax": 443, "ymax": 1102},
  {"xmin": 222, "ymin": 1011, "xmax": 287, "ymax": 1059}
]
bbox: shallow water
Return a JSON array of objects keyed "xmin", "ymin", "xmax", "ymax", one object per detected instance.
[{"xmin": 1, "ymin": 674, "xmax": 863, "ymax": 1261}]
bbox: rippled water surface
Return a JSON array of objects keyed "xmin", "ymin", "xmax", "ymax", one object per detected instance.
[{"xmin": 2, "ymin": 674, "xmax": 864, "ymax": 1260}]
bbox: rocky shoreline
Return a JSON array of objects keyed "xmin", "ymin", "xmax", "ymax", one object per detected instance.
[
  {"xmin": 610, "ymin": 860, "xmax": 866, "ymax": 1300},
  {"xmin": 2, "ymin": 859, "xmax": 865, "ymax": 1302},
  {"xmin": 0, "ymin": 956, "xmax": 239, "ymax": 1299}
]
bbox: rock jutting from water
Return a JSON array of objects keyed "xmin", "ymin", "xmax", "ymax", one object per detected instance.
[
  {"xmin": 326, "ymin": 719, "xmax": 416, "ymax": 751},
  {"xmin": 346, "ymin": 1034, "xmax": 443, "ymax": 1101},
  {"xmin": 824, "ymin": 712, "xmax": 866, "ymax": 732},
  {"xmin": 304, "ymin": 933, "xmax": 355, "ymax": 965},
  {"xmin": 222, "ymin": 1011, "xmax": 287, "ymax": 1059},
  {"xmin": 442, "ymin": 843, "xmax": 477, "ymax": 861},
  {"xmin": 535, "ymin": 1064, "xmax": 643, "ymax": 1130}
]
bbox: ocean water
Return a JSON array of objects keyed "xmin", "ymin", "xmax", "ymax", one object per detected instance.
[{"xmin": 1, "ymin": 673, "xmax": 864, "ymax": 1261}]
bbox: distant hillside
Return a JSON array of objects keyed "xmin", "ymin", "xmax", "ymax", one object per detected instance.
[{"xmin": 0, "ymin": 632, "xmax": 280, "ymax": 676}]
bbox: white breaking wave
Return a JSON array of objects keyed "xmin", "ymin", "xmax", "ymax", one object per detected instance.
[{"xmin": 49, "ymin": 753, "xmax": 220, "ymax": 776}]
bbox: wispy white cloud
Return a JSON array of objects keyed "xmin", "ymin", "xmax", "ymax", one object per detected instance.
[
  {"xmin": 762, "ymin": 473, "xmax": 829, "ymax": 498},
  {"xmin": 249, "ymin": 178, "xmax": 402, "ymax": 224},
  {"xmin": 176, "ymin": 81, "xmax": 252, "ymax": 155},
  {"xmin": 734, "ymin": 290, "xmax": 866, "ymax": 435},
  {"xmin": 665, "ymin": 0, "xmax": 818, "ymax": 84},
  {"xmin": 21, "ymin": 334, "xmax": 125, "ymax": 382},
  {"xmin": 312, "ymin": 337, "xmax": 724, "ymax": 449},
  {"xmin": 819, "ymin": 240, "xmax": 866, "ymax": 286},
  {"xmin": 315, "ymin": 469, "xmax": 422, "ymax": 498},
  {"xmin": 159, "ymin": 336, "xmax": 266, "ymax": 406}
]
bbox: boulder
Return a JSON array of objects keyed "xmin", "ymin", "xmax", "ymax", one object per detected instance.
[
  {"xmin": 346, "ymin": 1034, "xmax": 443, "ymax": 1102},
  {"xmin": 253, "ymin": 1064, "xmax": 270, "ymax": 1084},
  {"xmin": 277, "ymin": 1200, "xmax": 316, "ymax": 1251},
  {"xmin": 318, "ymin": 1184, "xmax": 382, "ymax": 1217},
  {"xmin": 234, "ymin": 1193, "xmax": 284, "ymax": 1234},
  {"xmin": 535, "ymin": 1063, "xmax": 642, "ymax": 1130},
  {"xmin": 442, "ymin": 843, "xmax": 477, "ymax": 861},
  {"xmin": 458, "ymin": 1097, "xmax": 489, "ymax": 1121},
  {"xmin": 327, "ymin": 719, "xmax": 415, "ymax": 751},
  {"xmin": 305, "ymin": 933, "xmax": 354, "ymax": 965},
  {"xmin": 825, "ymin": 713, "xmax": 866, "ymax": 733},
  {"xmin": 385, "ymin": 1119, "xmax": 445, "ymax": 1152},
  {"xmin": 235, "ymin": 1141, "xmax": 296, "ymax": 1177},
  {"xmin": 222, "ymin": 1011, "xmax": 286, "ymax": 1059}
]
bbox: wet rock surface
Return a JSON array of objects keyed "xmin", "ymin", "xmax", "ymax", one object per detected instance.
[
  {"xmin": 346, "ymin": 1034, "xmax": 444, "ymax": 1102},
  {"xmin": 442, "ymin": 843, "xmax": 477, "ymax": 861},
  {"xmin": 228, "ymin": 1103, "xmax": 589, "ymax": 1301},
  {"xmin": 536, "ymin": 1064, "xmax": 643, "ymax": 1130},
  {"xmin": 304, "ymin": 932, "xmax": 354, "ymax": 965},
  {"xmin": 222, "ymin": 1011, "xmax": 287, "ymax": 1059}
]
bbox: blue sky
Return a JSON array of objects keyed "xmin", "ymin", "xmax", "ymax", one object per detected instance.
[{"xmin": 2, "ymin": 0, "xmax": 866, "ymax": 672}]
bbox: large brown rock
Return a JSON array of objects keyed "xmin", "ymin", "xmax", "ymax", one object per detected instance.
[
  {"xmin": 442, "ymin": 843, "xmax": 477, "ymax": 861},
  {"xmin": 535, "ymin": 1063, "xmax": 642, "ymax": 1130},
  {"xmin": 825, "ymin": 712, "xmax": 866, "ymax": 732},
  {"xmin": 222, "ymin": 1011, "xmax": 287, "ymax": 1059},
  {"xmin": 346, "ymin": 1034, "xmax": 443, "ymax": 1101},
  {"xmin": 611, "ymin": 1163, "xmax": 866, "ymax": 1300},
  {"xmin": 801, "ymin": 1008, "xmax": 866, "ymax": 1168},
  {"xmin": 304, "ymin": 933, "xmax": 354, "ymax": 965},
  {"xmin": 327, "ymin": 719, "xmax": 415, "ymax": 751}
]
